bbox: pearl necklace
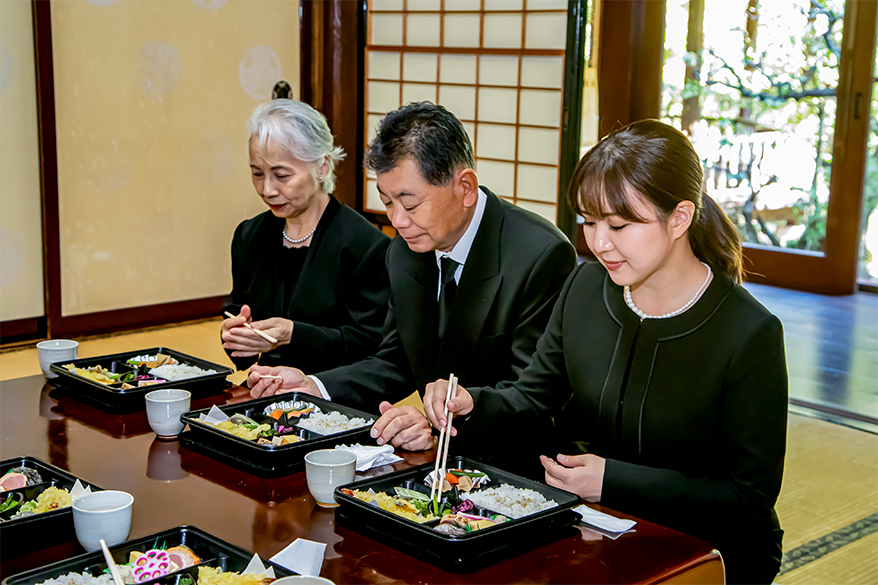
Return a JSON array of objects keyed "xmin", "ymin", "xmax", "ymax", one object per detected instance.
[
  {"xmin": 282, "ymin": 226, "xmax": 316, "ymax": 245},
  {"xmin": 624, "ymin": 262, "xmax": 712, "ymax": 320}
]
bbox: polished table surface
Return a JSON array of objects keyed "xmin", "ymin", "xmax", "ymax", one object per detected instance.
[{"xmin": 0, "ymin": 375, "xmax": 723, "ymax": 583}]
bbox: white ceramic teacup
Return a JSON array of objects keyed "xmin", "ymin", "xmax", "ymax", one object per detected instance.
[
  {"xmin": 145, "ymin": 389, "xmax": 191, "ymax": 439},
  {"xmin": 72, "ymin": 490, "xmax": 134, "ymax": 552},
  {"xmin": 272, "ymin": 577, "xmax": 335, "ymax": 585},
  {"xmin": 304, "ymin": 449, "xmax": 357, "ymax": 508},
  {"xmin": 36, "ymin": 339, "xmax": 79, "ymax": 378}
]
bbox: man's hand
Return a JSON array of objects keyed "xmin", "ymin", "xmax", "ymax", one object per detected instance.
[
  {"xmin": 541, "ymin": 453, "xmax": 605, "ymax": 501},
  {"xmin": 222, "ymin": 305, "xmax": 293, "ymax": 357},
  {"xmin": 370, "ymin": 401, "xmax": 435, "ymax": 451},
  {"xmin": 423, "ymin": 378, "xmax": 473, "ymax": 436},
  {"xmin": 248, "ymin": 365, "xmax": 319, "ymax": 399}
]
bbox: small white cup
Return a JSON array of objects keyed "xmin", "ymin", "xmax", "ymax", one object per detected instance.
[
  {"xmin": 72, "ymin": 490, "xmax": 134, "ymax": 552},
  {"xmin": 145, "ymin": 389, "xmax": 191, "ymax": 439},
  {"xmin": 304, "ymin": 449, "xmax": 357, "ymax": 508},
  {"xmin": 37, "ymin": 339, "xmax": 79, "ymax": 378},
  {"xmin": 272, "ymin": 577, "xmax": 335, "ymax": 585}
]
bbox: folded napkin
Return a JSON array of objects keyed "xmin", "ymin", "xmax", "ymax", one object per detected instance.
[
  {"xmin": 573, "ymin": 504, "xmax": 637, "ymax": 533},
  {"xmin": 200, "ymin": 405, "xmax": 229, "ymax": 424},
  {"xmin": 333, "ymin": 443, "xmax": 403, "ymax": 471},
  {"xmin": 270, "ymin": 538, "xmax": 326, "ymax": 576},
  {"xmin": 243, "ymin": 554, "xmax": 276, "ymax": 579},
  {"xmin": 70, "ymin": 479, "xmax": 92, "ymax": 500}
]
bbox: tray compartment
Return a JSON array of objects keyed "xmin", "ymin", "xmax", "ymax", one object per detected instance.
[
  {"xmin": 49, "ymin": 347, "xmax": 233, "ymax": 412},
  {"xmin": 1, "ymin": 525, "xmax": 296, "ymax": 585},
  {"xmin": 334, "ymin": 456, "xmax": 582, "ymax": 572},
  {"xmin": 179, "ymin": 393, "xmax": 378, "ymax": 477},
  {"xmin": 0, "ymin": 457, "xmax": 102, "ymax": 560}
]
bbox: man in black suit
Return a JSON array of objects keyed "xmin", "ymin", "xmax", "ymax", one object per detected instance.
[{"xmin": 249, "ymin": 102, "xmax": 575, "ymax": 459}]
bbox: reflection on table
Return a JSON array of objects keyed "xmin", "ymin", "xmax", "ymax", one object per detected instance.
[{"xmin": 0, "ymin": 374, "xmax": 724, "ymax": 584}]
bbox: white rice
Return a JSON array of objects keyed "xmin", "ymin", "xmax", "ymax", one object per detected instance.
[
  {"xmin": 297, "ymin": 411, "xmax": 373, "ymax": 435},
  {"xmin": 37, "ymin": 573, "xmax": 114, "ymax": 585},
  {"xmin": 462, "ymin": 484, "xmax": 557, "ymax": 519},
  {"xmin": 149, "ymin": 363, "xmax": 217, "ymax": 381}
]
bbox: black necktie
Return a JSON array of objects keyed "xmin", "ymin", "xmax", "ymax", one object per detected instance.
[{"xmin": 438, "ymin": 256, "xmax": 460, "ymax": 338}]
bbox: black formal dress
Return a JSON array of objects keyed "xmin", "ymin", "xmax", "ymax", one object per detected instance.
[
  {"xmin": 317, "ymin": 188, "xmax": 577, "ymax": 473},
  {"xmin": 223, "ymin": 196, "xmax": 391, "ymax": 373},
  {"xmin": 462, "ymin": 261, "xmax": 788, "ymax": 584}
]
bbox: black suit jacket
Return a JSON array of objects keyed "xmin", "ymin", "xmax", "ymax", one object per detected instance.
[
  {"xmin": 317, "ymin": 188, "xmax": 576, "ymax": 467},
  {"xmin": 223, "ymin": 196, "xmax": 391, "ymax": 373},
  {"xmin": 465, "ymin": 261, "xmax": 788, "ymax": 583}
]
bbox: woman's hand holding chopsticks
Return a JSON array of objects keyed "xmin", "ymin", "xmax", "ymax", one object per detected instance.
[
  {"xmin": 423, "ymin": 378, "xmax": 474, "ymax": 436},
  {"xmin": 222, "ymin": 305, "xmax": 289, "ymax": 356}
]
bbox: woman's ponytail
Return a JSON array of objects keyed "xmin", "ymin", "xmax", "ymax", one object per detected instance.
[{"xmin": 690, "ymin": 193, "xmax": 743, "ymax": 283}]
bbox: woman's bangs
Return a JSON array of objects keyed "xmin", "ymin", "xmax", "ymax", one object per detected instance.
[{"xmin": 577, "ymin": 171, "xmax": 648, "ymax": 223}]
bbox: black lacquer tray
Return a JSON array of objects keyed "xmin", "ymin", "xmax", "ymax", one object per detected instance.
[
  {"xmin": 334, "ymin": 455, "xmax": 582, "ymax": 572},
  {"xmin": 180, "ymin": 393, "xmax": 377, "ymax": 477},
  {"xmin": 2, "ymin": 525, "xmax": 295, "ymax": 585},
  {"xmin": 49, "ymin": 347, "xmax": 233, "ymax": 412},
  {"xmin": 0, "ymin": 457, "xmax": 102, "ymax": 561}
]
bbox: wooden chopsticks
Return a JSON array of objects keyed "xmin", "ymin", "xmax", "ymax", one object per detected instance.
[
  {"xmin": 429, "ymin": 374, "xmax": 458, "ymax": 514},
  {"xmin": 99, "ymin": 539, "xmax": 125, "ymax": 585},
  {"xmin": 224, "ymin": 311, "xmax": 278, "ymax": 344}
]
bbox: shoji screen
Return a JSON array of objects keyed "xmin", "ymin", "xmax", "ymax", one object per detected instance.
[
  {"xmin": 0, "ymin": 0, "xmax": 44, "ymax": 323},
  {"xmin": 364, "ymin": 0, "xmax": 568, "ymax": 224}
]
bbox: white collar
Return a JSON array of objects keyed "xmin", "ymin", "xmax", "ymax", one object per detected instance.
[{"xmin": 434, "ymin": 187, "xmax": 487, "ymax": 287}]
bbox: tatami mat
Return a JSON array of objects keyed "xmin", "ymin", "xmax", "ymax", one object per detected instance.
[
  {"xmin": 2, "ymin": 320, "xmax": 877, "ymax": 583},
  {"xmin": 778, "ymin": 532, "xmax": 878, "ymax": 584}
]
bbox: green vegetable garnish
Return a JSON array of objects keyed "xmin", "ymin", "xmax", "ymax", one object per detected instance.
[
  {"xmin": 449, "ymin": 470, "xmax": 486, "ymax": 478},
  {"xmin": 394, "ymin": 487, "xmax": 430, "ymax": 501},
  {"xmin": 0, "ymin": 499, "xmax": 19, "ymax": 513}
]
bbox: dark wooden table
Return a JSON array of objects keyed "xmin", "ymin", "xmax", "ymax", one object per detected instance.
[{"xmin": 0, "ymin": 374, "xmax": 723, "ymax": 584}]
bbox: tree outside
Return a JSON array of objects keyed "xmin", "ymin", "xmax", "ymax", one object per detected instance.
[{"xmin": 661, "ymin": 0, "xmax": 877, "ymax": 284}]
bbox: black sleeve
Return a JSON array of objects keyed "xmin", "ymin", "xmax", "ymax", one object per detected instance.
[
  {"xmin": 222, "ymin": 221, "xmax": 258, "ymax": 371},
  {"xmin": 270, "ymin": 236, "xmax": 390, "ymax": 372},
  {"xmin": 498, "ymin": 239, "xmax": 576, "ymax": 391},
  {"xmin": 459, "ymin": 264, "xmax": 581, "ymax": 438},
  {"xmin": 312, "ymin": 291, "xmax": 416, "ymax": 412}
]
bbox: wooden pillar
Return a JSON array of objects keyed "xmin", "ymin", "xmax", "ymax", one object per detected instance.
[{"xmin": 300, "ymin": 0, "xmax": 365, "ymax": 211}]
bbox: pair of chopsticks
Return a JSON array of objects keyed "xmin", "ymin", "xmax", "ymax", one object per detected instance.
[
  {"xmin": 100, "ymin": 539, "xmax": 124, "ymax": 585},
  {"xmin": 224, "ymin": 311, "xmax": 278, "ymax": 344},
  {"xmin": 429, "ymin": 374, "xmax": 458, "ymax": 515}
]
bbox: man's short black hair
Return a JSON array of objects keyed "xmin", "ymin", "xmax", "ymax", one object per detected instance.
[{"xmin": 365, "ymin": 101, "xmax": 475, "ymax": 186}]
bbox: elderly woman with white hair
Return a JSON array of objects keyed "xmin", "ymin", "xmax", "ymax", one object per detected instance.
[{"xmin": 221, "ymin": 99, "xmax": 390, "ymax": 373}]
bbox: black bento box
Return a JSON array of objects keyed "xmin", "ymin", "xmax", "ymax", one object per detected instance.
[
  {"xmin": 179, "ymin": 393, "xmax": 378, "ymax": 477},
  {"xmin": 334, "ymin": 456, "xmax": 583, "ymax": 572},
  {"xmin": 1, "ymin": 525, "xmax": 296, "ymax": 585},
  {"xmin": 0, "ymin": 457, "xmax": 102, "ymax": 560},
  {"xmin": 49, "ymin": 347, "xmax": 233, "ymax": 412}
]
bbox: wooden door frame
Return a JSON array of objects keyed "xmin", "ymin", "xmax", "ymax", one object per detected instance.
[
  {"xmin": 589, "ymin": 0, "xmax": 878, "ymax": 295},
  {"xmin": 299, "ymin": 0, "xmax": 367, "ymax": 214}
]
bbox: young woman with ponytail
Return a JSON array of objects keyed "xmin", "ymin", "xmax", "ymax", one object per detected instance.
[{"xmin": 423, "ymin": 120, "xmax": 788, "ymax": 584}]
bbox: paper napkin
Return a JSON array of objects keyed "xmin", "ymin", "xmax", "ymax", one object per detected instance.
[
  {"xmin": 573, "ymin": 504, "xmax": 637, "ymax": 533},
  {"xmin": 242, "ymin": 554, "xmax": 276, "ymax": 579},
  {"xmin": 270, "ymin": 538, "xmax": 326, "ymax": 577},
  {"xmin": 333, "ymin": 443, "xmax": 403, "ymax": 471},
  {"xmin": 70, "ymin": 479, "xmax": 92, "ymax": 500},
  {"xmin": 199, "ymin": 405, "xmax": 229, "ymax": 424}
]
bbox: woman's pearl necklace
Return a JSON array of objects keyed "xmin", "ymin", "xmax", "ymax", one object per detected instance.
[
  {"xmin": 282, "ymin": 226, "xmax": 316, "ymax": 244},
  {"xmin": 624, "ymin": 262, "xmax": 712, "ymax": 320}
]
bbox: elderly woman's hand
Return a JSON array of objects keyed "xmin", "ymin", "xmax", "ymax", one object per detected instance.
[
  {"xmin": 423, "ymin": 378, "xmax": 473, "ymax": 437},
  {"xmin": 222, "ymin": 305, "xmax": 293, "ymax": 357},
  {"xmin": 540, "ymin": 454, "xmax": 605, "ymax": 501}
]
